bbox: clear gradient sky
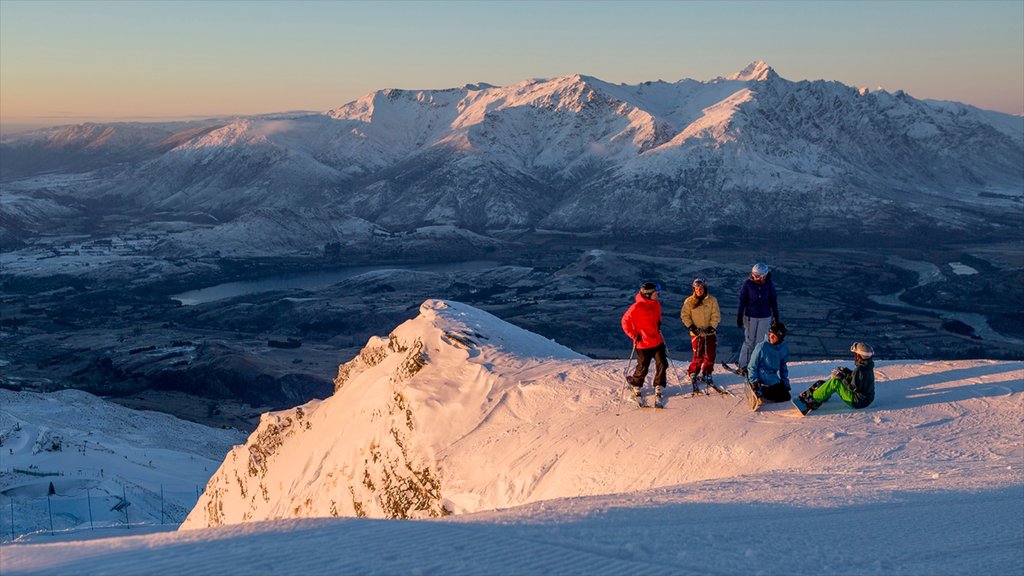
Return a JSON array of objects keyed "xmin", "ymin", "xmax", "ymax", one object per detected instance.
[{"xmin": 2, "ymin": 0, "xmax": 1022, "ymax": 131}]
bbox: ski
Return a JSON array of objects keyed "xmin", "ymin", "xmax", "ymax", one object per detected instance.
[
  {"xmin": 720, "ymin": 362, "xmax": 745, "ymax": 377},
  {"xmin": 703, "ymin": 378, "xmax": 734, "ymax": 397}
]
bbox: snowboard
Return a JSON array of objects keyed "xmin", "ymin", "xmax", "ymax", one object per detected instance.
[
  {"xmin": 744, "ymin": 379, "xmax": 763, "ymax": 412},
  {"xmin": 791, "ymin": 395, "xmax": 812, "ymax": 416}
]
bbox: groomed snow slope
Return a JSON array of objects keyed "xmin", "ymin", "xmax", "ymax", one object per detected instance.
[{"xmin": 4, "ymin": 300, "xmax": 1021, "ymax": 574}]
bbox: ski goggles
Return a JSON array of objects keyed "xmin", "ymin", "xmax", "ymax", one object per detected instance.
[
  {"xmin": 640, "ymin": 282, "xmax": 662, "ymax": 294},
  {"xmin": 692, "ymin": 278, "xmax": 707, "ymax": 288}
]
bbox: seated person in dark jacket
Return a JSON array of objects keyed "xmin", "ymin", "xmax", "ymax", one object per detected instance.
[
  {"xmin": 797, "ymin": 342, "xmax": 876, "ymax": 411},
  {"xmin": 746, "ymin": 322, "xmax": 791, "ymax": 402}
]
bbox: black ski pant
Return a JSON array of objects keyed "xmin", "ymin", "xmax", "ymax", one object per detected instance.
[
  {"xmin": 631, "ymin": 343, "xmax": 668, "ymax": 389},
  {"xmin": 753, "ymin": 381, "xmax": 792, "ymax": 402}
]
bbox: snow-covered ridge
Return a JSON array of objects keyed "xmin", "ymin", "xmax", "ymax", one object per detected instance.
[
  {"xmin": 182, "ymin": 300, "xmax": 586, "ymax": 527},
  {"xmin": 182, "ymin": 299, "xmax": 1024, "ymax": 530},
  {"xmin": 0, "ymin": 389, "xmax": 246, "ymax": 541}
]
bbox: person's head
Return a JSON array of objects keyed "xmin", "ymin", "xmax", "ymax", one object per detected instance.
[
  {"xmin": 850, "ymin": 341, "xmax": 874, "ymax": 360},
  {"xmin": 751, "ymin": 262, "xmax": 769, "ymax": 283},
  {"xmin": 640, "ymin": 281, "xmax": 661, "ymax": 300},
  {"xmin": 768, "ymin": 321, "xmax": 787, "ymax": 344},
  {"xmin": 692, "ymin": 277, "xmax": 707, "ymax": 296}
]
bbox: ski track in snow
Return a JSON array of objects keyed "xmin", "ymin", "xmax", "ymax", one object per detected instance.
[{"xmin": 1, "ymin": 301, "xmax": 1022, "ymax": 575}]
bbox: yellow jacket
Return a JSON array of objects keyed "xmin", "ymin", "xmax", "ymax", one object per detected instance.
[{"xmin": 680, "ymin": 293, "xmax": 721, "ymax": 334}]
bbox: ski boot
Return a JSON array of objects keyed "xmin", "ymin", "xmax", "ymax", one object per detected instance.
[
  {"xmin": 689, "ymin": 373, "xmax": 701, "ymax": 395},
  {"xmin": 630, "ymin": 384, "xmax": 645, "ymax": 407},
  {"xmin": 701, "ymin": 373, "xmax": 723, "ymax": 395},
  {"xmin": 654, "ymin": 385, "xmax": 665, "ymax": 408}
]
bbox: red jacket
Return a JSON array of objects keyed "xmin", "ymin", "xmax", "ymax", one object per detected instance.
[{"xmin": 621, "ymin": 292, "xmax": 664, "ymax": 349}]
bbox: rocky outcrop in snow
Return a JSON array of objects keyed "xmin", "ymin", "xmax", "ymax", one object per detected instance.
[{"xmin": 182, "ymin": 300, "xmax": 584, "ymax": 528}]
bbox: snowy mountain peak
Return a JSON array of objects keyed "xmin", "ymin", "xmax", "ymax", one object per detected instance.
[
  {"xmin": 727, "ymin": 60, "xmax": 776, "ymax": 81},
  {"xmin": 182, "ymin": 300, "xmax": 585, "ymax": 528}
]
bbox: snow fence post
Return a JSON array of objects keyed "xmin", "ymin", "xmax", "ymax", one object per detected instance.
[
  {"xmin": 46, "ymin": 491, "xmax": 54, "ymax": 536},
  {"xmin": 122, "ymin": 485, "xmax": 130, "ymax": 529},
  {"xmin": 86, "ymin": 488, "xmax": 94, "ymax": 529}
]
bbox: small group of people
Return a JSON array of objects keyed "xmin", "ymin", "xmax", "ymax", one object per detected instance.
[{"xmin": 620, "ymin": 262, "xmax": 876, "ymax": 413}]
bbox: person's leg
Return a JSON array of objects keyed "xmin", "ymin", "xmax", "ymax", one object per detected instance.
[
  {"xmin": 760, "ymin": 382, "xmax": 791, "ymax": 402},
  {"xmin": 739, "ymin": 317, "xmax": 755, "ymax": 367},
  {"xmin": 811, "ymin": 377, "xmax": 855, "ymax": 406},
  {"xmin": 687, "ymin": 334, "xmax": 702, "ymax": 376},
  {"xmin": 739, "ymin": 317, "xmax": 772, "ymax": 367},
  {"xmin": 701, "ymin": 334, "xmax": 717, "ymax": 376},
  {"xmin": 631, "ymin": 347, "xmax": 653, "ymax": 388},
  {"xmin": 653, "ymin": 344, "xmax": 668, "ymax": 389}
]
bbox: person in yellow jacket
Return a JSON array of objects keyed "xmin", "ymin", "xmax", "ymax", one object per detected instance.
[{"xmin": 680, "ymin": 277, "xmax": 721, "ymax": 388}]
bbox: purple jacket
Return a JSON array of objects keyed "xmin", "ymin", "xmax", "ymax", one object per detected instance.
[{"xmin": 737, "ymin": 273, "xmax": 779, "ymax": 320}]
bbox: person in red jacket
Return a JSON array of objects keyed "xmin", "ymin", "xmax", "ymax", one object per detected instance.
[{"xmin": 621, "ymin": 281, "xmax": 667, "ymax": 404}]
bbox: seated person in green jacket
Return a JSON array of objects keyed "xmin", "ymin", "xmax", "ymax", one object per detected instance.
[{"xmin": 798, "ymin": 342, "xmax": 876, "ymax": 411}]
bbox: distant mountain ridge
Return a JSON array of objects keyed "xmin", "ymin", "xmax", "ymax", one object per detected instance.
[{"xmin": 2, "ymin": 62, "xmax": 1022, "ymax": 243}]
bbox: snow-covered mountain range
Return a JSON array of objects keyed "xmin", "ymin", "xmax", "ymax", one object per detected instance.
[
  {"xmin": 181, "ymin": 299, "xmax": 1023, "ymax": 530},
  {"xmin": 3, "ymin": 61, "xmax": 1021, "ymax": 251}
]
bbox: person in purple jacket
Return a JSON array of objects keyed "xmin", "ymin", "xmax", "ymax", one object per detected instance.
[{"xmin": 736, "ymin": 262, "xmax": 779, "ymax": 376}]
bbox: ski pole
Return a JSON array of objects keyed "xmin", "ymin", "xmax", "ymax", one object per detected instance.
[
  {"xmin": 623, "ymin": 344, "xmax": 637, "ymax": 378},
  {"xmin": 663, "ymin": 337, "xmax": 689, "ymax": 397},
  {"xmin": 620, "ymin": 344, "xmax": 637, "ymax": 398}
]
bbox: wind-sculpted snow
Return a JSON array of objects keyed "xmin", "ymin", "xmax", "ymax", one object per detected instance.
[
  {"xmin": 3, "ymin": 62, "xmax": 1021, "ymax": 238},
  {"xmin": 181, "ymin": 299, "xmax": 1023, "ymax": 541},
  {"xmin": 6, "ymin": 302, "xmax": 1021, "ymax": 574},
  {"xmin": 182, "ymin": 299, "xmax": 588, "ymax": 528}
]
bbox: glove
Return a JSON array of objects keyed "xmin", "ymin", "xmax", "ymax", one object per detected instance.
[
  {"xmin": 706, "ymin": 326, "xmax": 716, "ymax": 335},
  {"xmin": 773, "ymin": 314, "xmax": 780, "ymax": 324},
  {"xmin": 831, "ymin": 366, "xmax": 851, "ymax": 378},
  {"xmin": 634, "ymin": 334, "xmax": 643, "ymax": 344},
  {"xmin": 688, "ymin": 325, "xmax": 698, "ymax": 335},
  {"xmin": 736, "ymin": 313, "xmax": 744, "ymax": 328}
]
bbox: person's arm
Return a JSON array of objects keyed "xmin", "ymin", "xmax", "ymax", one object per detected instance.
[
  {"xmin": 769, "ymin": 282, "xmax": 779, "ymax": 322},
  {"xmin": 621, "ymin": 307, "xmax": 637, "ymax": 342},
  {"xmin": 710, "ymin": 298, "xmax": 721, "ymax": 329},
  {"xmin": 680, "ymin": 299, "xmax": 693, "ymax": 332},
  {"xmin": 736, "ymin": 284, "xmax": 748, "ymax": 327}
]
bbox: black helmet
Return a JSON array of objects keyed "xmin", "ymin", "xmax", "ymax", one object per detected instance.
[
  {"xmin": 639, "ymin": 281, "xmax": 661, "ymax": 296},
  {"xmin": 769, "ymin": 321, "xmax": 787, "ymax": 339},
  {"xmin": 692, "ymin": 277, "xmax": 707, "ymax": 289}
]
